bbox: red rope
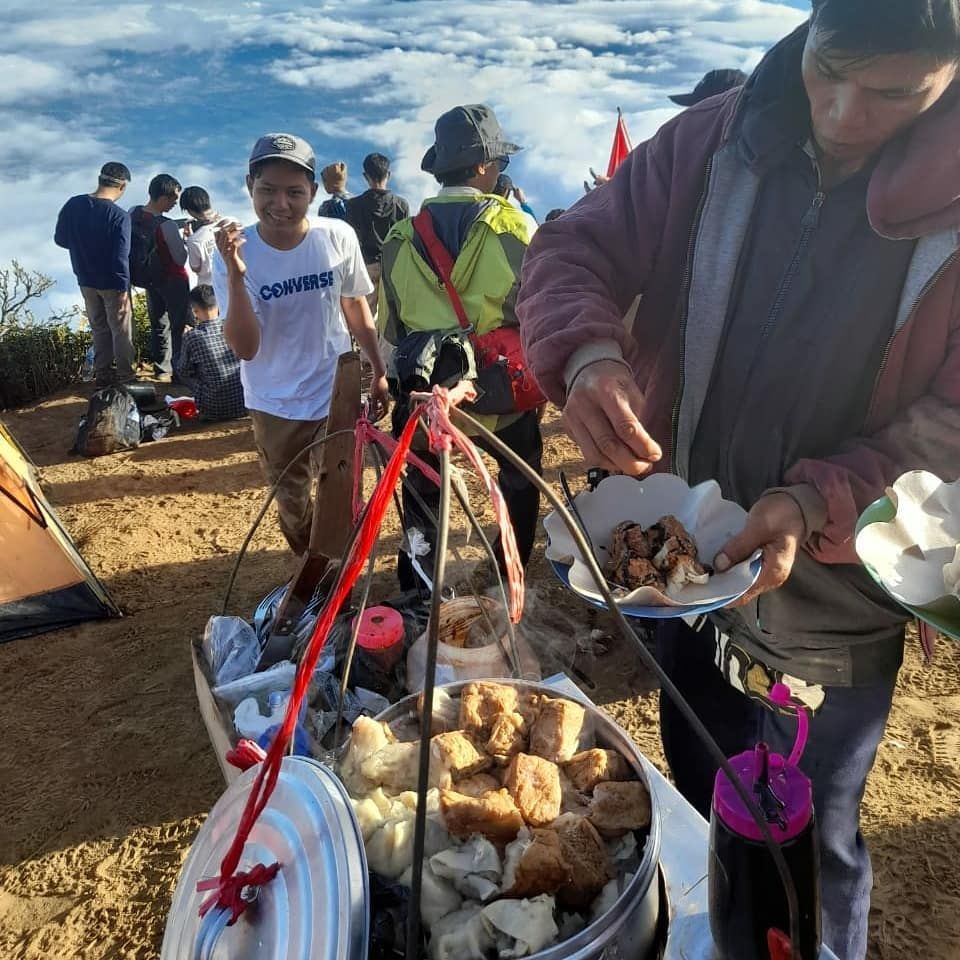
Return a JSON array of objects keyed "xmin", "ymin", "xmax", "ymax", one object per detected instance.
[
  {"xmin": 197, "ymin": 407, "xmax": 424, "ymax": 923},
  {"xmin": 352, "ymin": 415, "xmax": 442, "ymax": 522},
  {"xmin": 422, "ymin": 387, "xmax": 524, "ymax": 623}
]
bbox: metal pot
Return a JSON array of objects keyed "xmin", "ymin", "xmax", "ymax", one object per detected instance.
[
  {"xmin": 161, "ymin": 756, "xmax": 369, "ymax": 960},
  {"xmin": 375, "ymin": 678, "xmax": 663, "ymax": 960}
]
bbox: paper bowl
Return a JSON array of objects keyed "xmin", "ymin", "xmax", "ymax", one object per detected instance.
[
  {"xmin": 855, "ymin": 471, "xmax": 960, "ymax": 641},
  {"xmin": 543, "ymin": 474, "xmax": 761, "ymax": 619}
]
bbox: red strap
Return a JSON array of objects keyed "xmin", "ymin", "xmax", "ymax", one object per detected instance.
[{"xmin": 411, "ymin": 210, "xmax": 472, "ymax": 332}]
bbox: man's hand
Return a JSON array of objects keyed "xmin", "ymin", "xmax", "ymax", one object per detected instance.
[
  {"xmin": 117, "ymin": 289, "xmax": 130, "ymax": 314},
  {"xmin": 563, "ymin": 360, "xmax": 662, "ymax": 474},
  {"xmin": 512, "ymin": 186, "xmax": 528, "ymax": 205},
  {"xmin": 369, "ymin": 374, "xmax": 390, "ymax": 422},
  {"xmin": 216, "ymin": 221, "xmax": 247, "ymax": 277},
  {"xmin": 715, "ymin": 493, "xmax": 807, "ymax": 608}
]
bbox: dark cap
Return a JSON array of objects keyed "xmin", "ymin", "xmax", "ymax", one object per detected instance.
[
  {"xmin": 669, "ymin": 68, "xmax": 748, "ymax": 107},
  {"xmin": 421, "ymin": 104, "xmax": 522, "ymax": 176},
  {"xmin": 249, "ymin": 132, "xmax": 316, "ymax": 177}
]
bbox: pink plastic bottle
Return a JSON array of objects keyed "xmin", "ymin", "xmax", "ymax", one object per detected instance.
[{"xmin": 708, "ymin": 683, "xmax": 822, "ymax": 959}]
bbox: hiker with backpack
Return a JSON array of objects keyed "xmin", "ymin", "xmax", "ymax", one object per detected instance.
[
  {"xmin": 213, "ymin": 133, "xmax": 389, "ymax": 557},
  {"xmin": 345, "ymin": 153, "xmax": 410, "ymax": 317},
  {"xmin": 54, "ymin": 161, "xmax": 136, "ymax": 388},
  {"xmin": 378, "ymin": 104, "xmax": 545, "ymax": 593},
  {"xmin": 129, "ymin": 174, "xmax": 191, "ymax": 383},
  {"xmin": 317, "ymin": 162, "xmax": 350, "ymax": 219}
]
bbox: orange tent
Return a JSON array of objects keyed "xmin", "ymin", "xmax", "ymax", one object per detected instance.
[{"xmin": 0, "ymin": 421, "xmax": 118, "ymax": 642}]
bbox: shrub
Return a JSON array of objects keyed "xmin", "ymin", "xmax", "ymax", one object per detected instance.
[{"xmin": 0, "ymin": 322, "xmax": 92, "ymax": 409}]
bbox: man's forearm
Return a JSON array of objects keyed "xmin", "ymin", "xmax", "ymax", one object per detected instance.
[
  {"xmin": 342, "ymin": 297, "xmax": 386, "ymax": 375},
  {"xmin": 223, "ymin": 273, "xmax": 260, "ymax": 360}
]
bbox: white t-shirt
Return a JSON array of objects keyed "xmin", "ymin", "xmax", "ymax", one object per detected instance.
[
  {"xmin": 187, "ymin": 220, "xmax": 220, "ymax": 287},
  {"xmin": 212, "ymin": 217, "xmax": 373, "ymax": 421}
]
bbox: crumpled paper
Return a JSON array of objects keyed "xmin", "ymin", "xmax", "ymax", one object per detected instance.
[
  {"xmin": 543, "ymin": 473, "xmax": 757, "ymax": 609},
  {"xmin": 855, "ymin": 471, "xmax": 960, "ymax": 607}
]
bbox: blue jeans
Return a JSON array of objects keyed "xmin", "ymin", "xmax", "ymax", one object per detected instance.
[{"xmin": 656, "ymin": 618, "xmax": 899, "ymax": 960}]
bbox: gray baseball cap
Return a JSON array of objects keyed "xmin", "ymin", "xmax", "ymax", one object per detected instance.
[
  {"xmin": 421, "ymin": 105, "xmax": 522, "ymax": 176},
  {"xmin": 249, "ymin": 132, "xmax": 316, "ymax": 177}
]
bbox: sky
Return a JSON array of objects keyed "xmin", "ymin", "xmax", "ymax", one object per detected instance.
[{"xmin": 0, "ymin": 0, "xmax": 809, "ymax": 316}]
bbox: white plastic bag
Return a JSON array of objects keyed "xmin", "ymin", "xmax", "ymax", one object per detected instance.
[{"xmin": 202, "ymin": 615, "xmax": 260, "ymax": 686}]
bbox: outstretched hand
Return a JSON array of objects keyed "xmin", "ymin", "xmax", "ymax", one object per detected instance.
[
  {"xmin": 563, "ymin": 360, "xmax": 662, "ymax": 475},
  {"xmin": 716, "ymin": 493, "xmax": 807, "ymax": 608}
]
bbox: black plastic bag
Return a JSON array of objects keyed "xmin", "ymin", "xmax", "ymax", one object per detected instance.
[{"xmin": 72, "ymin": 385, "xmax": 141, "ymax": 457}]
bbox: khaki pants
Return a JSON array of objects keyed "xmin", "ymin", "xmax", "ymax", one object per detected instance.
[
  {"xmin": 365, "ymin": 261, "xmax": 381, "ymax": 319},
  {"xmin": 249, "ymin": 409, "xmax": 328, "ymax": 556},
  {"xmin": 80, "ymin": 287, "xmax": 135, "ymax": 386}
]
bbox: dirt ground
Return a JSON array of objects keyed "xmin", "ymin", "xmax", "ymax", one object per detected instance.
[{"xmin": 1, "ymin": 385, "xmax": 959, "ymax": 959}]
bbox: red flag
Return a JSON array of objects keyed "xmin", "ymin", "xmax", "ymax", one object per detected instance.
[{"xmin": 606, "ymin": 108, "xmax": 632, "ymax": 178}]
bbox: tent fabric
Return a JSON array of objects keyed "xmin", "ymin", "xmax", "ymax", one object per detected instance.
[{"xmin": 0, "ymin": 421, "xmax": 118, "ymax": 643}]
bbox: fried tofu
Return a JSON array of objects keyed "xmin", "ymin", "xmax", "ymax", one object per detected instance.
[
  {"xmin": 486, "ymin": 713, "xmax": 528, "ymax": 762},
  {"xmin": 588, "ymin": 780, "xmax": 652, "ymax": 836},
  {"xmin": 563, "ymin": 749, "xmax": 632, "ymax": 793},
  {"xmin": 558, "ymin": 770, "xmax": 592, "ymax": 818},
  {"xmin": 432, "ymin": 731, "xmax": 493, "ymax": 779},
  {"xmin": 459, "ymin": 682, "xmax": 519, "ymax": 737},
  {"xmin": 505, "ymin": 753, "xmax": 562, "ymax": 826},
  {"xmin": 516, "ymin": 692, "xmax": 544, "ymax": 728},
  {"xmin": 502, "ymin": 828, "xmax": 572, "ymax": 898},
  {"xmin": 550, "ymin": 814, "xmax": 610, "ymax": 909},
  {"xmin": 453, "ymin": 773, "xmax": 501, "ymax": 799},
  {"xmin": 440, "ymin": 788, "xmax": 525, "ymax": 845},
  {"xmin": 529, "ymin": 697, "xmax": 585, "ymax": 763}
]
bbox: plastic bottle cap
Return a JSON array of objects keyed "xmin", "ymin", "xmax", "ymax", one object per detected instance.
[
  {"xmin": 713, "ymin": 747, "xmax": 813, "ymax": 843},
  {"xmin": 354, "ymin": 606, "xmax": 404, "ymax": 651}
]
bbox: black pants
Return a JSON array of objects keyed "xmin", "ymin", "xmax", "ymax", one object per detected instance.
[
  {"xmin": 146, "ymin": 276, "xmax": 190, "ymax": 376},
  {"xmin": 393, "ymin": 408, "xmax": 543, "ymax": 593}
]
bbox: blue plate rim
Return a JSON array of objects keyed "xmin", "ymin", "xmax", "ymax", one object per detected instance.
[{"xmin": 548, "ymin": 556, "xmax": 764, "ymax": 620}]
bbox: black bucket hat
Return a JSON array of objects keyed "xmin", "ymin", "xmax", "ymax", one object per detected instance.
[
  {"xmin": 421, "ymin": 104, "xmax": 522, "ymax": 176},
  {"xmin": 669, "ymin": 69, "xmax": 748, "ymax": 106}
]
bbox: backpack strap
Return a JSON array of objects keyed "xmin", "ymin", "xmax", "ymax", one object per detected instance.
[{"xmin": 411, "ymin": 209, "xmax": 472, "ymax": 333}]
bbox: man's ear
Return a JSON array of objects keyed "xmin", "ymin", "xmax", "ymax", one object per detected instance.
[
  {"xmin": 246, "ymin": 173, "xmax": 255, "ymax": 196},
  {"xmin": 310, "ymin": 181, "xmax": 319, "ymax": 202}
]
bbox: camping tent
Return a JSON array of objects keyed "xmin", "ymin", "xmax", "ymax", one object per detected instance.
[{"xmin": 0, "ymin": 420, "xmax": 118, "ymax": 642}]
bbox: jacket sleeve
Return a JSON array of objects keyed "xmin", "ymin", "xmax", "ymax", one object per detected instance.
[
  {"xmin": 516, "ymin": 126, "xmax": 676, "ymax": 404},
  {"xmin": 785, "ymin": 325, "xmax": 960, "ymax": 564},
  {"xmin": 54, "ymin": 202, "xmax": 70, "ymax": 249},
  {"xmin": 112, "ymin": 212, "xmax": 131, "ymax": 290}
]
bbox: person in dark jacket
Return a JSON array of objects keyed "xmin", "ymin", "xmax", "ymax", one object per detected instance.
[
  {"xmin": 518, "ymin": 2, "xmax": 960, "ymax": 957},
  {"xmin": 55, "ymin": 162, "xmax": 135, "ymax": 387},
  {"xmin": 345, "ymin": 153, "xmax": 409, "ymax": 314}
]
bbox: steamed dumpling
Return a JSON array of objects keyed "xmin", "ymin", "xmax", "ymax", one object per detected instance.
[
  {"xmin": 431, "ymin": 836, "xmax": 502, "ymax": 900},
  {"xmin": 481, "ymin": 894, "xmax": 559, "ymax": 958},
  {"xmin": 366, "ymin": 817, "xmax": 415, "ymax": 879},
  {"xmin": 340, "ymin": 716, "xmax": 393, "ymax": 795},
  {"xmin": 399, "ymin": 862, "xmax": 462, "ymax": 926},
  {"xmin": 428, "ymin": 903, "xmax": 495, "ymax": 960}
]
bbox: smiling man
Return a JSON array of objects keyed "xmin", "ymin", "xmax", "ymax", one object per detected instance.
[
  {"xmin": 214, "ymin": 133, "xmax": 389, "ymax": 557},
  {"xmin": 518, "ymin": 1, "xmax": 960, "ymax": 955}
]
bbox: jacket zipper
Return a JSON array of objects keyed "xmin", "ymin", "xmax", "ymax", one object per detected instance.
[
  {"xmin": 719, "ymin": 164, "xmax": 825, "ymax": 491},
  {"xmin": 670, "ymin": 156, "xmax": 714, "ymax": 473},
  {"xmin": 864, "ymin": 248, "xmax": 960, "ymax": 424}
]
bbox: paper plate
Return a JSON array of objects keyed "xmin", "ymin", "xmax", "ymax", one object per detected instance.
[
  {"xmin": 855, "ymin": 479, "xmax": 960, "ymax": 642},
  {"xmin": 543, "ymin": 474, "xmax": 761, "ymax": 619}
]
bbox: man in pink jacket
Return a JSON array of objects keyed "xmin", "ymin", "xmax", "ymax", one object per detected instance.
[{"xmin": 518, "ymin": 2, "xmax": 960, "ymax": 956}]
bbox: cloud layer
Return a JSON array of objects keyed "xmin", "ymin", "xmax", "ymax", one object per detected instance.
[{"xmin": 0, "ymin": 0, "xmax": 807, "ymax": 313}]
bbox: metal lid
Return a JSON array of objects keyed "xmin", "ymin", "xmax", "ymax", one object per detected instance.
[{"xmin": 162, "ymin": 756, "xmax": 369, "ymax": 960}]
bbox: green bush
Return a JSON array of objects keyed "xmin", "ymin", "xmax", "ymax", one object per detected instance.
[{"xmin": 0, "ymin": 322, "xmax": 92, "ymax": 409}]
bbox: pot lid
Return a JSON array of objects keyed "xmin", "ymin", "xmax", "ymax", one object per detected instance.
[{"xmin": 162, "ymin": 755, "xmax": 368, "ymax": 960}]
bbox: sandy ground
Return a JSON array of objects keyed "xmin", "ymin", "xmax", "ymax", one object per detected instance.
[{"xmin": 1, "ymin": 385, "xmax": 959, "ymax": 959}]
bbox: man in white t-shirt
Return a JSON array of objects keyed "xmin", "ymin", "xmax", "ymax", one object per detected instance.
[
  {"xmin": 214, "ymin": 132, "xmax": 389, "ymax": 556},
  {"xmin": 180, "ymin": 185, "xmax": 223, "ymax": 287}
]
